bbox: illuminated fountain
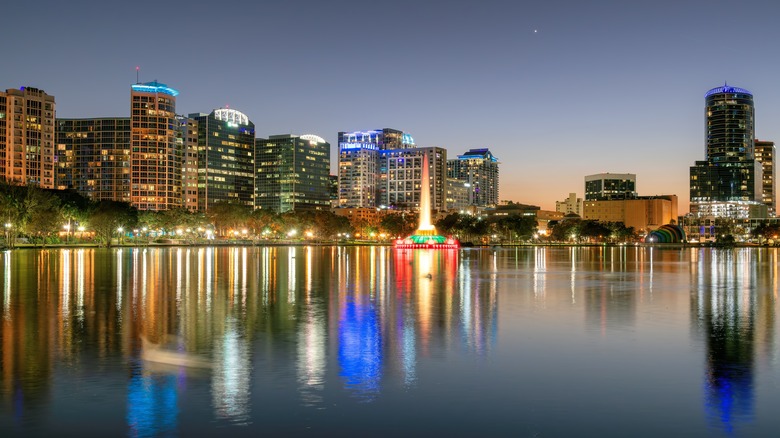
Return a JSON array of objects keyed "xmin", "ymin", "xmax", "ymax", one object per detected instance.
[{"xmin": 394, "ymin": 154, "xmax": 459, "ymax": 249}]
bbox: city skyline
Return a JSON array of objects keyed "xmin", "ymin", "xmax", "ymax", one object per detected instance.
[{"xmin": 4, "ymin": 1, "xmax": 780, "ymax": 212}]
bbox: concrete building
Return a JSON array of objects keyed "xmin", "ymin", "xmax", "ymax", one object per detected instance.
[
  {"xmin": 55, "ymin": 118, "xmax": 131, "ymax": 202},
  {"xmin": 381, "ymin": 146, "xmax": 447, "ymax": 212},
  {"xmin": 0, "ymin": 87, "xmax": 56, "ymax": 188},
  {"xmin": 130, "ymin": 81, "xmax": 181, "ymax": 211},
  {"xmin": 555, "ymin": 192, "xmax": 583, "ymax": 216},
  {"xmin": 583, "ymin": 195, "xmax": 678, "ymax": 233},
  {"xmin": 255, "ymin": 134, "xmax": 330, "ymax": 212},
  {"xmin": 584, "ymin": 173, "xmax": 636, "ymax": 201},
  {"xmin": 447, "ymin": 148, "xmax": 500, "ymax": 207}
]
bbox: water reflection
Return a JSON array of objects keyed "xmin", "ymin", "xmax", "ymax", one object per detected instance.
[
  {"xmin": 691, "ymin": 248, "xmax": 777, "ymax": 434},
  {"xmin": 0, "ymin": 246, "xmax": 778, "ymax": 436}
]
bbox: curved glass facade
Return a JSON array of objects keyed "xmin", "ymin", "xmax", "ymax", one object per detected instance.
[
  {"xmin": 691, "ymin": 85, "xmax": 760, "ymax": 205},
  {"xmin": 705, "ymin": 87, "xmax": 754, "ymax": 165}
]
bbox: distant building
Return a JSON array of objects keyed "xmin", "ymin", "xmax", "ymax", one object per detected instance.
[
  {"xmin": 555, "ymin": 192, "xmax": 583, "ymax": 216},
  {"xmin": 584, "ymin": 173, "xmax": 636, "ymax": 201},
  {"xmin": 0, "ymin": 87, "xmax": 56, "ymax": 188},
  {"xmin": 537, "ymin": 210, "xmax": 565, "ymax": 234},
  {"xmin": 486, "ymin": 202, "xmax": 540, "ymax": 218},
  {"xmin": 754, "ymin": 139, "xmax": 776, "ymax": 216},
  {"xmin": 337, "ymin": 128, "xmax": 411, "ymax": 208},
  {"xmin": 56, "ymin": 118, "xmax": 131, "ymax": 202},
  {"xmin": 333, "ymin": 207, "xmax": 383, "ymax": 228},
  {"xmin": 130, "ymin": 81, "xmax": 181, "ymax": 211},
  {"xmin": 583, "ymin": 195, "xmax": 678, "ymax": 233},
  {"xmin": 382, "ymin": 146, "xmax": 447, "ymax": 212},
  {"xmin": 187, "ymin": 109, "xmax": 255, "ymax": 211},
  {"xmin": 255, "ymin": 134, "xmax": 330, "ymax": 212},
  {"xmin": 447, "ymin": 148, "xmax": 500, "ymax": 207},
  {"xmin": 446, "ymin": 177, "xmax": 470, "ymax": 211},
  {"xmin": 177, "ymin": 115, "xmax": 199, "ymax": 211}
]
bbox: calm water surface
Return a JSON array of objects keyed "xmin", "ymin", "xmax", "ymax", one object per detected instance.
[{"xmin": 1, "ymin": 246, "xmax": 779, "ymax": 437}]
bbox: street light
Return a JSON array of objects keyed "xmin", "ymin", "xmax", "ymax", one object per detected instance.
[{"xmin": 117, "ymin": 227, "xmax": 124, "ymax": 245}]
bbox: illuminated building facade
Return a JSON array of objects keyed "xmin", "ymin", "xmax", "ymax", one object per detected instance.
[
  {"xmin": 0, "ymin": 87, "xmax": 56, "ymax": 188},
  {"xmin": 381, "ymin": 146, "xmax": 447, "ymax": 212},
  {"xmin": 177, "ymin": 115, "xmax": 199, "ymax": 211},
  {"xmin": 255, "ymin": 134, "xmax": 330, "ymax": 212},
  {"xmin": 690, "ymin": 85, "xmax": 762, "ymax": 217},
  {"xmin": 130, "ymin": 81, "xmax": 181, "ymax": 211},
  {"xmin": 55, "ymin": 118, "xmax": 131, "ymax": 202},
  {"xmin": 754, "ymin": 139, "xmax": 776, "ymax": 216},
  {"xmin": 337, "ymin": 129, "xmax": 411, "ymax": 208},
  {"xmin": 188, "ymin": 109, "xmax": 255, "ymax": 210},
  {"xmin": 447, "ymin": 148, "xmax": 499, "ymax": 207},
  {"xmin": 584, "ymin": 173, "xmax": 637, "ymax": 201}
]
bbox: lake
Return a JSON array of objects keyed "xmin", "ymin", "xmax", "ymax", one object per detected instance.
[{"xmin": 1, "ymin": 246, "xmax": 779, "ymax": 437}]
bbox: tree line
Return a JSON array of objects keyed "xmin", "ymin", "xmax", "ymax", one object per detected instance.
[{"xmin": 1, "ymin": 182, "xmax": 648, "ymax": 248}]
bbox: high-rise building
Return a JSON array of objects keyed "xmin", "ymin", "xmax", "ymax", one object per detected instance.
[
  {"xmin": 447, "ymin": 148, "xmax": 499, "ymax": 207},
  {"xmin": 690, "ymin": 85, "xmax": 762, "ymax": 213},
  {"xmin": 177, "ymin": 115, "xmax": 199, "ymax": 211},
  {"xmin": 556, "ymin": 192, "xmax": 583, "ymax": 216},
  {"xmin": 255, "ymin": 134, "xmax": 330, "ymax": 212},
  {"xmin": 0, "ymin": 87, "xmax": 56, "ymax": 188},
  {"xmin": 56, "ymin": 118, "xmax": 131, "ymax": 202},
  {"xmin": 754, "ymin": 139, "xmax": 776, "ymax": 216},
  {"xmin": 188, "ymin": 109, "xmax": 255, "ymax": 211},
  {"xmin": 130, "ymin": 81, "xmax": 181, "ymax": 211},
  {"xmin": 337, "ymin": 129, "xmax": 411, "ymax": 208},
  {"xmin": 381, "ymin": 146, "xmax": 447, "ymax": 212},
  {"xmin": 584, "ymin": 173, "xmax": 637, "ymax": 201}
]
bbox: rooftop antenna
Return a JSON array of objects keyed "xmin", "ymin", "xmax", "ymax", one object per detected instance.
[{"xmin": 136, "ymin": 66, "xmax": 140, "ymax": 84}]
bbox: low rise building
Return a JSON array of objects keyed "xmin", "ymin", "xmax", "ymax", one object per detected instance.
[{"xmin": 583, "ymin": 195, "xmax": 678, "ymax": 233}]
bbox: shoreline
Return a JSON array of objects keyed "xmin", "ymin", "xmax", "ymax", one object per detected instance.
[{"xmin": 2, "ymin": 241, "xmax": 776, "ymax": 250}]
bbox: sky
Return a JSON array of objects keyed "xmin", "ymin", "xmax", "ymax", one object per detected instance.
[{"xmin": 3, "ymin": 0, "xmax": 780, "ymax": 212}]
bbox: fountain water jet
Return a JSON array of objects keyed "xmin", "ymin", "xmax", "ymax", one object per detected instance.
[{"xmin": 394, "ymin": 153, "xmax": 459, "ymax": 249}]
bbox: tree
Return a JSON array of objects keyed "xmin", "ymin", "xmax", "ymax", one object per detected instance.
[
  {"xmin": 492, "ymin": 215, "xmax": 537, "ymax": 243},
  {"xmin": 89, "ymin": 201, "xmax": 138, "ymax": 247},
  {"xmin": 206, "ymin": 201, "xmax": 251, "ymax": 236},
  {"xmin": 382, "ymin": 212, "xmax": 417, "ymax": 238}
]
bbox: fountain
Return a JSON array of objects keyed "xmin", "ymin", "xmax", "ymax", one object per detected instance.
[{"xmin": 394, "ymin": 153, "xmax": 459, "ymax": 249}]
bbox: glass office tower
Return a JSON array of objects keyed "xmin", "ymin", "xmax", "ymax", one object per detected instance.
[{"xmin": 255, "ymin": 134, "xmax": 330, "ymax": 212}]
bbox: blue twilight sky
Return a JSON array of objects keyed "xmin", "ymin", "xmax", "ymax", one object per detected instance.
[{"xmin": 3, "ymin": 0, "xmax": 780, "ymax": 211}]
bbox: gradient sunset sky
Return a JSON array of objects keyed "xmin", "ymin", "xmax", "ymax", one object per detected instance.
[{"xmin": 4, "ymin": 0, "xmax": 780, "ymax": 212}]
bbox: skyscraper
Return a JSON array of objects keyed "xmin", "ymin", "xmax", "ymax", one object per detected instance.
[
  {"xmin": 337, "ymin": 128, "xmax": 411, "ymax": 208},
  {"xmin": 690, "ymin": 85, "xmax": 762, "ymax": 216},
  {"xmin": 447, "ymin": 148, "xmax": 500, "ymax": 207},
  {"xmin": 56, "ymin": 118, "xmax": 131, "ymax": 202},
  {"xmin": 754, "ymin": 139, "xmax": 776, "ymax": 216},
  {"xmin": 0, "ymin": 87, "xmax": 56, "ymax": 188},
  {"xmin": 130, "ymin": 81, "xmax": 181, "ymax": 211},
  {"xmin": 255, "ymin": 134, "xmax": 330, "ymax": 212},
  {"xmin": 188, "ymin": 109, "xmax": 255, "ymax": 211}
]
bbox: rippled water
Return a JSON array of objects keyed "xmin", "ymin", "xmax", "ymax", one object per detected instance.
[{"xmin": 1, "ymin": 246, "xmax": 779, "ymax": 437}]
